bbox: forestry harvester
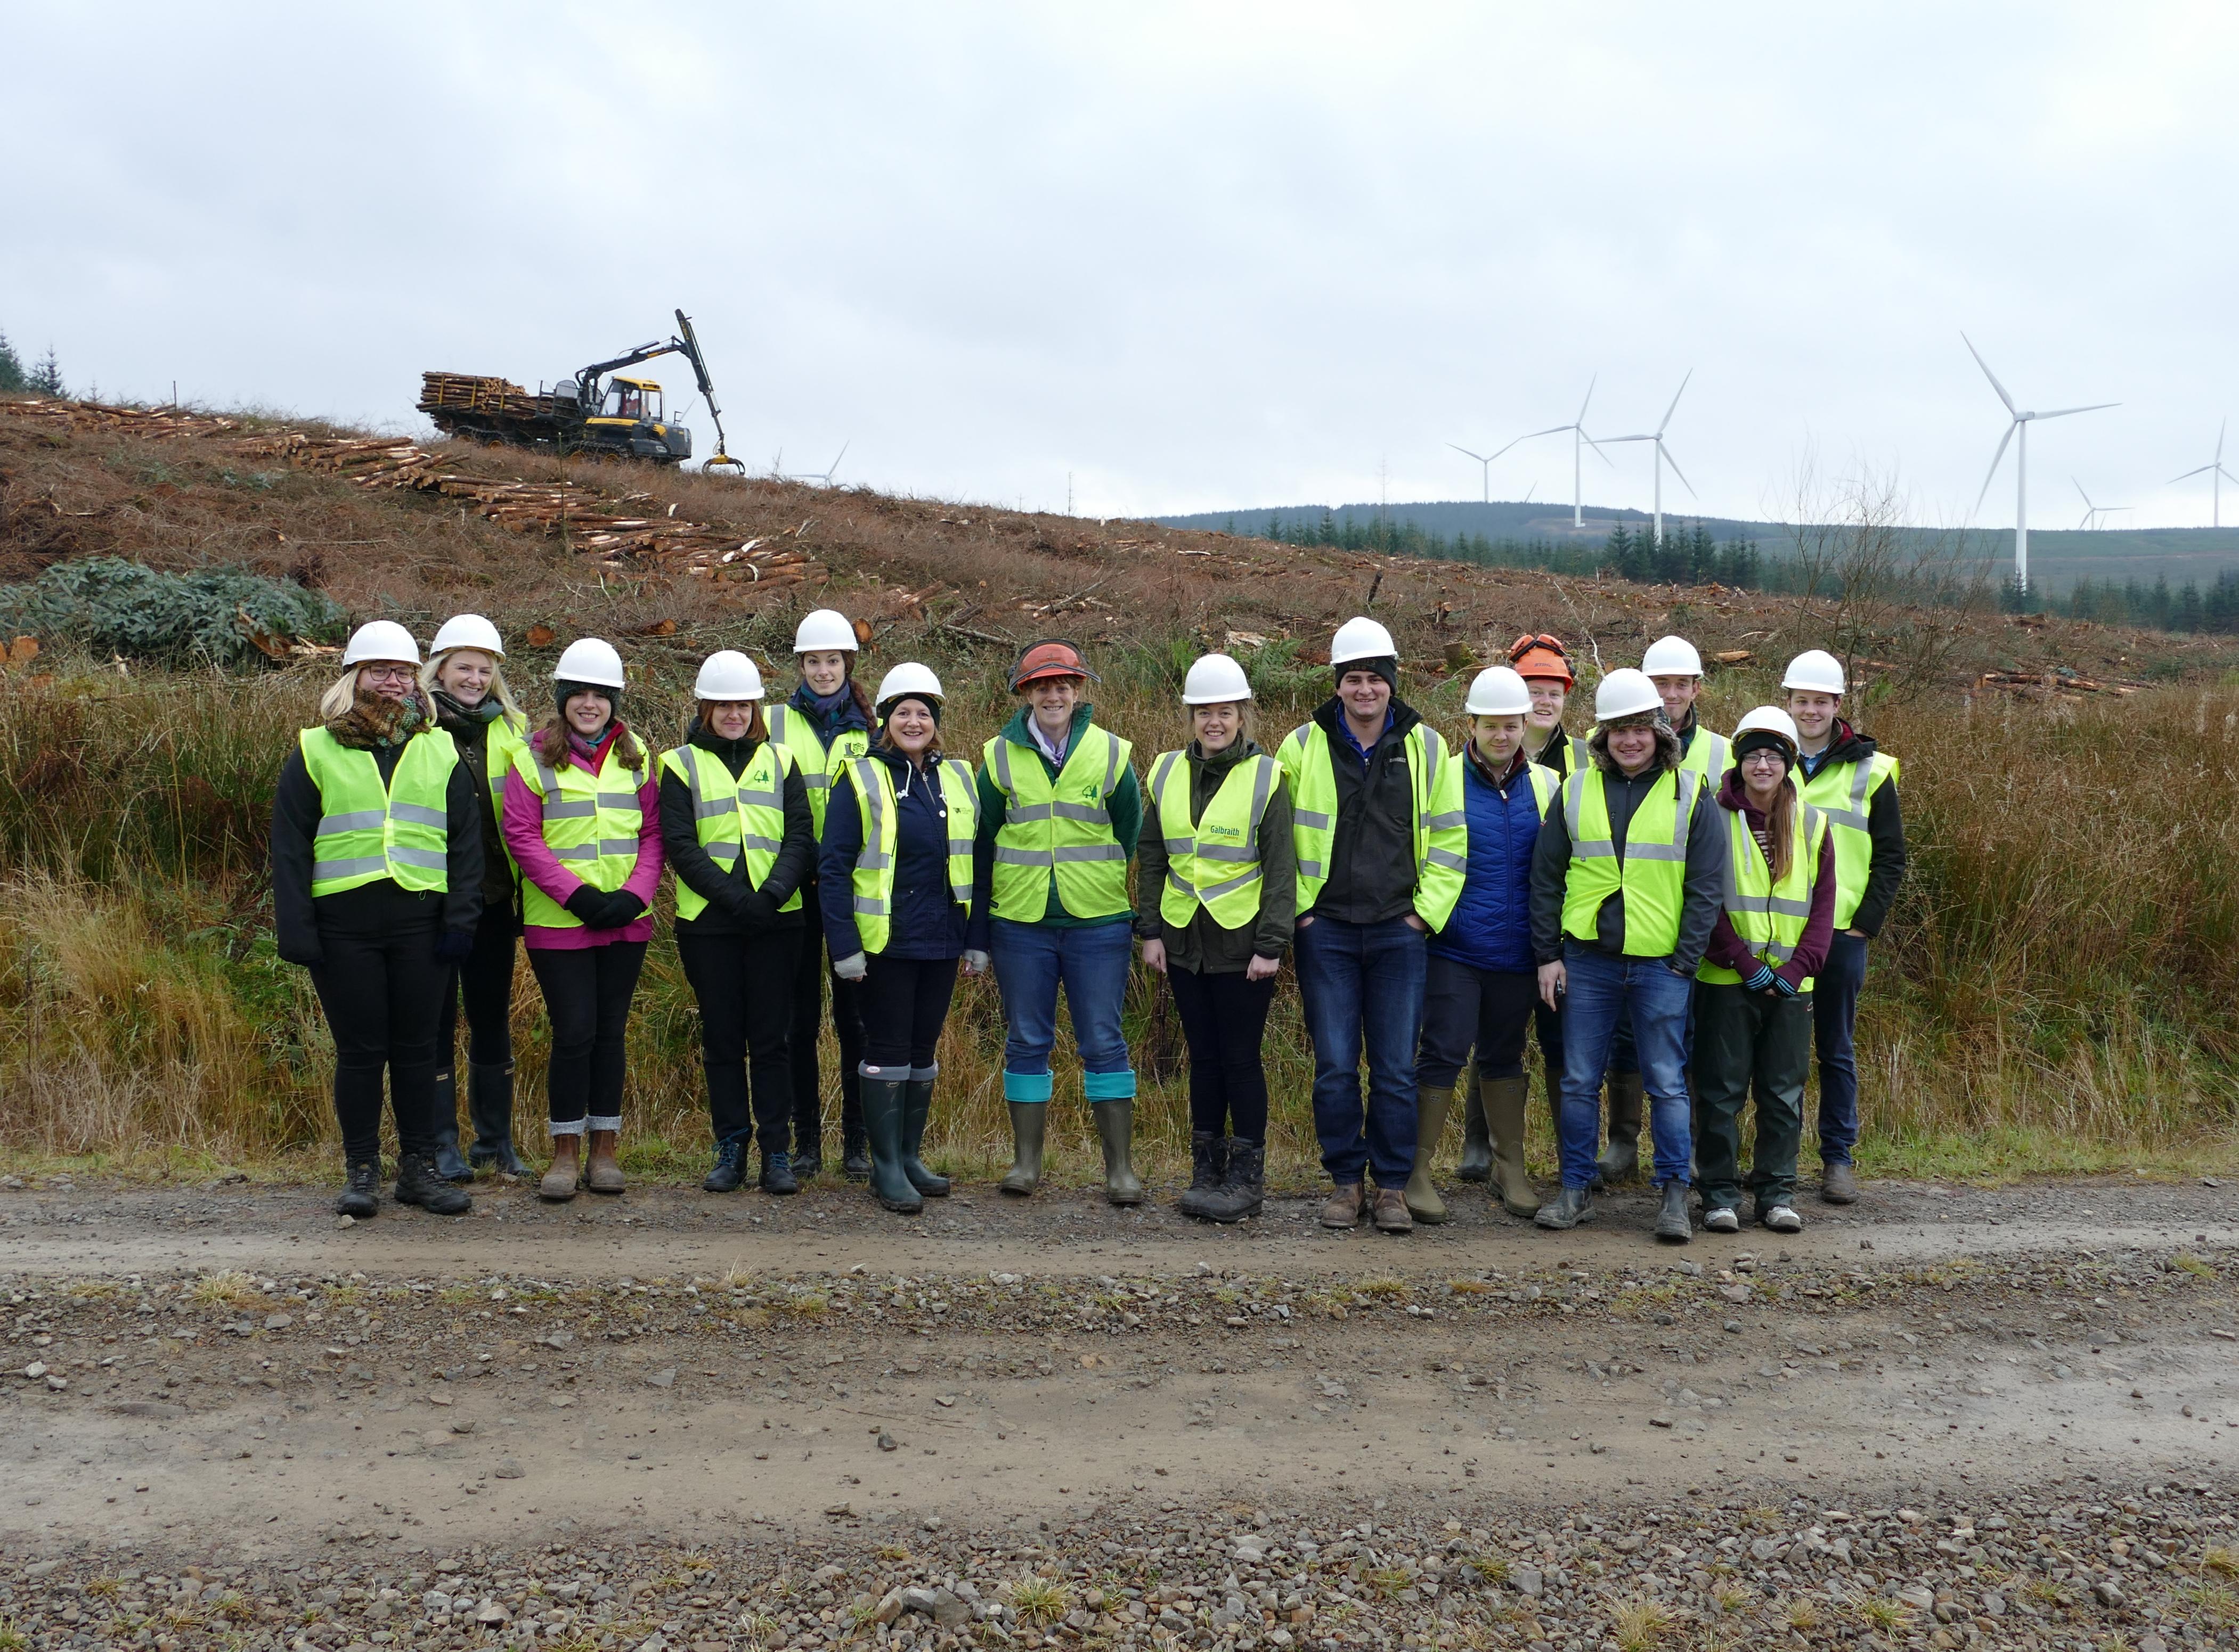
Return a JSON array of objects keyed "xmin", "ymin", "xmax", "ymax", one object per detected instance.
[{"xmin": 417, "ymin": 309, "xmax": 745, "ymax": 473}]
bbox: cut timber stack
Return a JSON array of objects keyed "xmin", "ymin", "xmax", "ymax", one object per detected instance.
[{"xmin": 416, "ymin": 372, "xmax": 549, "ymax": 421}]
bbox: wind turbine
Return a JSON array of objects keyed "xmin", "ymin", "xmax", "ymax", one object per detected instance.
[
  {"xmin": 1964, "ymin": 335, "xmax": 2116, "ymax": 590},
  {"xmin": 2169, "ymin": 419, "xmax": 2236, "ymax": 528},
  {"xmin": 1599, "ymin": 371, "xmax": 1696, "ymax": 544},
  {"xmin": 2072, "ymin": 480, "xmax": 2134, "ymax": 531},
  {"xmin": 784, "ymin": 441, "xmax": 851, "ymax": 487},
  {"xmin": 1491, "ymin": 377, "xmax": 1610, "ymax": 528},
  {"xmin": 1446, "ymin": 443, "xmax": 1500, "ymax": 504}
]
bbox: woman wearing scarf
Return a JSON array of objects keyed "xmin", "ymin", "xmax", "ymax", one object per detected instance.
[
  {"xmin": 502, "ymin": 638, "xmax": 665, "ymax": 1201},
  {"xmin": 420, "ymin": 614, "xmax": 531, "ymax": 1180},
  {"xmin": 270, "ymin": 620, "xmax": 483, "ymax": 1218}
]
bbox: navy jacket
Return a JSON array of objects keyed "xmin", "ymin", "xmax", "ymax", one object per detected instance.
[
  {"xmin": 820, "ymin": 748, "xmax": 970, "ymax": 962},
  {"xmin": 1431, "ymin": 753, "xmax": 1544, "ymax": 974}
]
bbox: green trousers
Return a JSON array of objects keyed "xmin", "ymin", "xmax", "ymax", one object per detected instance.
[{"xmin": 1692, "ymin": 982, "xmax": 1812, "ymax": 1211}]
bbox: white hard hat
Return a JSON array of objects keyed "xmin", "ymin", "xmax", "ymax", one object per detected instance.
[
  {"xmin": 1640, "ymin": 635, "xmax": 1704, "ymax": 678},
  {"xmin": 553, "ymin": 637, "xmax": 626, "ymax": 689},
  {"xmin": 793, "ymin": 608, "xmax": 859, "ymax": 654},
  {"xmin": 428, "ymin": 614, "xmax": 503, "ymax": 657},
  {"xmin": 1182, "ymin": 653, "xmax": 1253, "ymax": 705},
  {"xmin": 1594, "ymin": 667, "xmax": 1664, "ymax": 722},
  {"xmin": 694, "ymin": 650, "xmax": 764, "ymax": 701},
  {"xmin": 1464, "ymin": 665, "xmax": 1533, "ymax": 717},
  {"xmin": 1782, "ymin": 649, "xmax": 1846, "ymax": 696},
  {"xmin": 341, "ymin": 619, "xmax": 421, "ymax": 668},
  {"xmin": 874, "ymin": 662, "xmax": 945, "ymax": 710},
  {"xmin": 1732, "ymin": 705, "xmax": 1802, "ymax": 754},
  {"xmin": 1330, "ymin": 616, "xmax": 1398, "ymax": 667}
]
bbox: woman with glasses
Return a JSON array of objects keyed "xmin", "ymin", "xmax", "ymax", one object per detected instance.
[{"xmin": 271, "ymin": 621, "xmax": 483, "ymax": 1219}]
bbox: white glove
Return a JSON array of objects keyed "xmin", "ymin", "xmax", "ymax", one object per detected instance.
[
  {"xmin": 833, "ymin": 952, "xmax": 868, "ymax": 982},
  {"xmin": 960, "ymin": 948, "xmax": 991, "ymax": 977}
]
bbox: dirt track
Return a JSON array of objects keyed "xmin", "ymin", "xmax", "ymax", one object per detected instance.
[{"xmin": 6, "ymin": 1173, "xmax": 2239, "ymax": 1649}]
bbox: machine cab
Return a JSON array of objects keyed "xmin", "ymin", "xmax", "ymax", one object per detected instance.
[{"xmin": 599, "ymin": 377, "xmax": 663, "ymax": 423}]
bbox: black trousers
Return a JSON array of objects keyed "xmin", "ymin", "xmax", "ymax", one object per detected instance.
[
  {"xmin": 1416, "ymin": 952, "xmax": 1536, "ymax": 1090},
  {"xmin": 308, "ymin": 909, "xmax": 447, "ymax": 1165},
  {"xmin": 527, "ymin": 942, "xmax": 647, "ymax": 1129},
  {"xmin": 858, "ymin": 954, "xmax": 960, "ymax": 1074},
  {"xmin": 1166, "ymin": 965, "xmax": 1275, "ymax": 1144},
  {"xmin": 677, "ymin": 927, "xmax": 801, "ymax": 1149},
  {"xmin": 437, "ymin": 910, "xmax": 517, "ymax": 1071},
  {"xmin": 789, "ymin": 882, "xmax": 865, "ymax": 1154},
  {"xmin": 1694, "ymin": 981, "xmax": 1811, "ymax": 1209}
]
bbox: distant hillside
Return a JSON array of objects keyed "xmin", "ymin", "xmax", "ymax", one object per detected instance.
[{"xmin": 1157, "ymin": 498, "xmax": 2239, "ymax": 596}]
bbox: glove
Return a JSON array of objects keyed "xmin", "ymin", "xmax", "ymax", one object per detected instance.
[
  {"xmin": 832, "ymin": 952, "xmax": 868, "ymax": 982},
  {"xmin": 434, "ymin": 929, "xmax": 476, "ymax": 964},
  {"xmin": 960, "ymin": 948, "xmax": 991, "ymax": 977},
  {"xmin": 597, "ymin": 891, "xmax": 647, "ymax": 929},
  {"xmin": 1770, "ymin": 972, "xmax": 1800, "ymax": 999},
  {"xmin": 564, "ymin": 886, "xmax": 608, "ymax": 925},
  {"xmin": 732, "ymin": 888, "xmax": 778, "ymax": 926},
  {"xmin": 1743, "ymin": 963, "xmax": 1778, "ymax": 993}
]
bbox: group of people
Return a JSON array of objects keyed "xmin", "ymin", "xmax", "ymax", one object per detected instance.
[{"xmin": 271, "ymin": 605, "xmax": 1902, "ymax": 1243}]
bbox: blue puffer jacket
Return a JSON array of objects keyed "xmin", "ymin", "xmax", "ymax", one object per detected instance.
[{"xmin": 1431, "ymin": 755, "xmax": 1551, "ymax": 974}]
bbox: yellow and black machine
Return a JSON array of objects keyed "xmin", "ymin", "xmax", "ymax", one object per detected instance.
[{"xmin": 418, "ymin": 309, "xmax": 746, "ymax": 473}]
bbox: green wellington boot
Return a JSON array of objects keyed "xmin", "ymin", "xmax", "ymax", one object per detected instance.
[
  {"xmin": 1591, "ymin": 1071, "xmax": 1646, "ymax": 1190},
  {"xmin": 1483, "ymin": 1075, "xmax": 1542, "ymax": 1219},
  {"xmin": 899, "ymin": 1074, "xmax": 951, "ymax": 1198},
  {"xmin": 1091, "ymin": 1100, "xmax": 1145, "ymax": 1206},
  {"xmin": 1000, "ymin": 1103, "xmax": 1046, "ymax": 1197},
  {"xmin": 1455, "ymin": 1070, "xmax": 1493, "ymax": 1183},
  {"xmin": 860, "ymin": 1077, "xmax": 922, "ymax": 1215},
  {"xmin": 1403, "ymin": 1086, "xmax": 1455, "ymax": 1224}
]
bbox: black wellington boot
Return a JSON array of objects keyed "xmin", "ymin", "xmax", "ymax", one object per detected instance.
[
  {"xmin": 431, "ymin": 1068, "xmax": 471, "ymax": 1183},
  {"xmin": 861, "ymin": 1077, "xmax": 922, "ymax": 1214},
  {"xmin": 900, "ymin": 1076, "xmax": 950, "ymax": 1198},
  {"xmin": 467, "ymin": 1061, "xmax": 528, "ymax": 1177},
  {"xmin": 1654, "ymin": 1179, "xmax": 1693, "ymax": 1244},
  {"xmin": 1176, "ymin": 1133, "xmax": 1227, "ymax": 1221}
]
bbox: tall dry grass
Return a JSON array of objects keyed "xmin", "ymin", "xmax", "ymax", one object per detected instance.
[{"xmin": 3, "ymin": 650, "xmax": 2235, "ymax": 1181}]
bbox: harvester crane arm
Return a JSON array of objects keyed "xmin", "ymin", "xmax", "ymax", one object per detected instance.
[{"xmin": 569, "ymin": 312, "xmax": 743, "ymax": 474}]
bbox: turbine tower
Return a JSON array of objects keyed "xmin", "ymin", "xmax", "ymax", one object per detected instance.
[
  {"xmin": 1446, "ymin": 443, "xmax": 1499, "ymax": 504},
  {"xmin": 1491, "ymin": 377, "xmax": 1609, "ymax": 528},
  {"xmin": 2170, "ymin": 419, "xmax": 2236, "ymax": 529},
  {"xmin": 1601, "ymin": 371, "xmax": 1696, "ymax": 543},
  {"xmin": 1965, "ymin": 335, "xmax": 2116, "ymax": 590},
  {"xmin": 2072, "ymin": 480, "xmax": 2134, "ymax": 531}
]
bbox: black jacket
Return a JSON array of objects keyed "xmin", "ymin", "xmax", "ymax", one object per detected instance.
[
  {"xmin": 820, "ymin": 747, "xmax": 974, "ymax": 962},
  {"xmin": 1798, "ymin": 721, "xmax": 1906, "ymax": 939},
  {"xmin": 657, "ymin": 721, "xmax": 815, "ymax": 935},
  {"xmin": 270, "ymin": 735, "xmax": 485, "ymax": 967},
  {"xmin": 433, "ymin": 698, "xmax": 523, "ymax": 926},
  {"xmin": 1308, "ymin": 696, "xmax": 1427, "ymax": 925},
  {"xmin": 1528, "ymin": 756, "xmax": 1723, "ymax": 975},
  {"xmin": 1131, "ymin": 738, "xmax": 1298, "ymax": 972}
]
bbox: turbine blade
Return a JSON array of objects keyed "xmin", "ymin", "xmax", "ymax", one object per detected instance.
[
  {"xmin": 2034, "ymin": 402, "xmax": 2119, "ymax": 420},
  {"xmin": 1576, "ymin": 373, "xmax": 1597, "ymax": 424},
  {"xmin": 2168, "ymin": 464, "xmax": 2216, "ymax": 484},
  {"xmin": 1491, "ymin": 424, "xmax": 1571, "ymax": 460},
  {"xmin": 2073, "ymin": 478, "xmax": 2094, "ymax": 509},
  {"xmin": 825, "ymin": 440, "xmax": 849, "ymax": 479},
  {"xmin": 1447, "ymin": 443, "xmax": 1491, "ymax": 463},
  {"xmin": 1581, "ymin": 431, "xmax": 1615, "ymax": 467},
  {"xmin": 2078, "ymin": 506, "xmax": 2093, "ymax": 530},
  {"xmin": 2219, "ymin": 418, "xmax": 2227, "ymax": 463},
  {"xmin": 1599, "ymin": 434, "xmax": 1656, "ymax": 444},
  {"xmin": 1973, "ymin": 420, "xmax": 2017, "ymax": 517},
  {"xmin": 1657, "ymin": 370, "xmax": 1692, "ymax": 436},
  {"xmin": 1962, "ymin": 334, "xmax": 2017, "ymax": 414},
  {"xmin": 1659, "ymin": 442, "xmax": 1697, "ymax": 497}
]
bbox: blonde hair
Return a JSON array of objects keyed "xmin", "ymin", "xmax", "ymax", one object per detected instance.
[
  {"xmin": 421, "ymin": 647, "xmax": 525, "ymax": 722},
  {"xmin": 1187, "ymin": 700, "xmax": 1256, "ymax": 749},
  {"xmin": 316, "ymin": 668, "xmax": 362, "ymax": 722}
]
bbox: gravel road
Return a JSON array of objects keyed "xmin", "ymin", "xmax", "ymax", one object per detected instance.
[{"xmin": 5, "ymin": 1171, "xmax": 2238, "ymax": 1651}]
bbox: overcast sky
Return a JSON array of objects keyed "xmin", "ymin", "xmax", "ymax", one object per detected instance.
[{"xmin": 7, "ymin": 5, "xmax": 2236, "ymax": 530}]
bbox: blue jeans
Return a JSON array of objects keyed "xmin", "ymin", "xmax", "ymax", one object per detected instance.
[
  {"xmin": 1556, "ymin": 944, "xmax": 1694, "ymax": 1189},
  {"xmin": 1812, "ymin": 932, "xmax": 1869, "ymax": 1165},
  {"xmin": 1296, "ymin": 915, "xmax": 1428, "ymax": 1188},
  {"xmin": 989, "ymin": 918, "xmax": 1136, "ymax": 1102}
]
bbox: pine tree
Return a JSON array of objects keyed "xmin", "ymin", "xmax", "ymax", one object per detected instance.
[
  {"xmin": 0, "ymin": 329, "xmax": 25, "ymax": 393},
  {"xmin": 27, "ymin": 348, "xmax": 63, "ymax": 397}
]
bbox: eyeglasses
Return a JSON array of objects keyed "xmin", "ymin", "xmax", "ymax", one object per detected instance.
[
  {"xmin": 1739, "ymin": 749, "xmax": 1790, "ymax": 767},
  {"xmin": 359, "ymin": 665, "xmax": 416, "ymax": 684}
]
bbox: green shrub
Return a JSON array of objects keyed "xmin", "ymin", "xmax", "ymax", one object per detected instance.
[{"xmin": 0, "ymin": 557, "xmax": 344, "ymax": 667}]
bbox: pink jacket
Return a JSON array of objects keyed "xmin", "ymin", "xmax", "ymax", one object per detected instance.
[{"xmin": 502, "ymin": 726, "xmax": 665, "ymax": 951}]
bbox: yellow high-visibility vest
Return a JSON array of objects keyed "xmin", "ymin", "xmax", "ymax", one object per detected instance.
[
  {"xmin": 298, "ymin": 726, "xmax": 458, "ymax": 897},
  {"xmin": 842, "ymin": 755, "xmax": 978, "ymax": 954},
  {"xmin": 660, "ymin": 741, "xmax": 802, "ymax": 921},
  {"xmin": 1676, "ymin": 724, "xmax": 1731, "ymax": 781},
  {"xmin": 1696, "ymin": 800, "xmax": 1829, "ymax": 991},
  {"xmin": 1558, "ymin": 764, "xmax": 1703, "ymax": 957},
  {"xmin": 1147, "ymin": 748, "xmax": 1281, "ymax": 930},
  {"xmin": 1276, "ymin": 719, "xmax": 1467, "ymax": 931},
  {"xmin": 766, "ymin": 701, "xmax": 871, "ymax": 838},
  {"xmin": 983, "ymin": 724, "xmax": 1134, "ymax": 923},
  {"xmin": 1799, "ymin": 750, "xmax": 1900, "ymax": 929},
  {"xmin": 511, "ymin": 737, "xmax": 653, "ymax": 930}
]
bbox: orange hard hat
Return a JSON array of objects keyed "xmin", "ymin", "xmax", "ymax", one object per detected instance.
[
  {"xmin": 1507, "ymin": 632, "xmax": 1574, "ymax": 686},
  {"xmin": 1008, "ymin": 638, "xmax": 1098, "ymax": 692}
]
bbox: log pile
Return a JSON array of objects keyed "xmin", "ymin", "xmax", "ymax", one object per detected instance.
[
  {"xmin": 416, "ymin": 372, "xmax": 548, "ymax": 419},
  {"xmin": 1976, "ymin": 667, "xmax": 2139, "ymax": 697}
]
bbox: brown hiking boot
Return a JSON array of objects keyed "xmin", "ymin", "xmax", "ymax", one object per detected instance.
[
  {"xmin": 1371, "ymin": 1186, "xmax": 1414, "ymax": 1234},
  {"xmin": 1320, "ymin": 1182, "xmax": 1365, "ymax": 1229},
  {"xmin": 584, "ymin": 1130, "xmax": 625, "ymax": 1195},
  {"xmin": 539, "ymin": 1134, "xmax": 581, "ymax": 1203}
]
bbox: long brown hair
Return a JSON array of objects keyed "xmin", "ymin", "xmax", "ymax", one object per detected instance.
[
  {"xmin": 532, "ymin": 709, "xmax": 647, "ymax": 772},
  {"xmin": 1758, "ymin": 774, "xmax": 1798, "ymax": 885}
]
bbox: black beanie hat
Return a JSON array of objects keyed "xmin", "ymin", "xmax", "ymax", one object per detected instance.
[
  {"xmin": 879, "ymin": 692, "xmax": 941, "ymax": 726},
  {"xmin": 555, "ymin": 678, "xmax": 622, "ymax": 717},
  {"xmin": 1336, "ymin": 655, "xmax": 1400, "ymax": 694},
  {"xmin": 1732, "ymin": 728, "xmax": 1793, "ymax": 766}
]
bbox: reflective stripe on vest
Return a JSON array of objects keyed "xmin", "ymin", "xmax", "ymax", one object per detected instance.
[
  {"xmin": 1799, "ymin": 749, "xmax": 1899, "ymax": 929},
  {"xmin": 660, "ymin": 742, "xmax": 803, "ymax": 921},
  {"xmin": 512, "ymin": 738, "xmax": 650, "ymax": 929},
  {"xmin": 1558, "ymin": 764, "xmax": 1702, "ymax": 956},
  {"xmin": 299, "ymin": 726, "xmax": 459, "ymax": 896},
  {"xmin": 1149, "ymin": 748, "xmax": 1279, "ymax": 929},
  {"xmin": 767, "ymin": 701, "xmax": 871, "ymax": 838},
  {"xmin": 1276, "ymin": 719, "xmax": 1468, "ymax": 930},
  {"xmin": 1697, "ymin": 802, "xmax": 1827, "ymax": 988},
  {"xmin": 983, "ymin": 723, "xmax": 1134, "ymax": 923},
  {"xmin": 1677, "ymin": 725, "xmax": 1731, "ymax": 781},
  {"xmin": 845, "ymin": 755, "xmax": 979, "ymax": 954}
]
